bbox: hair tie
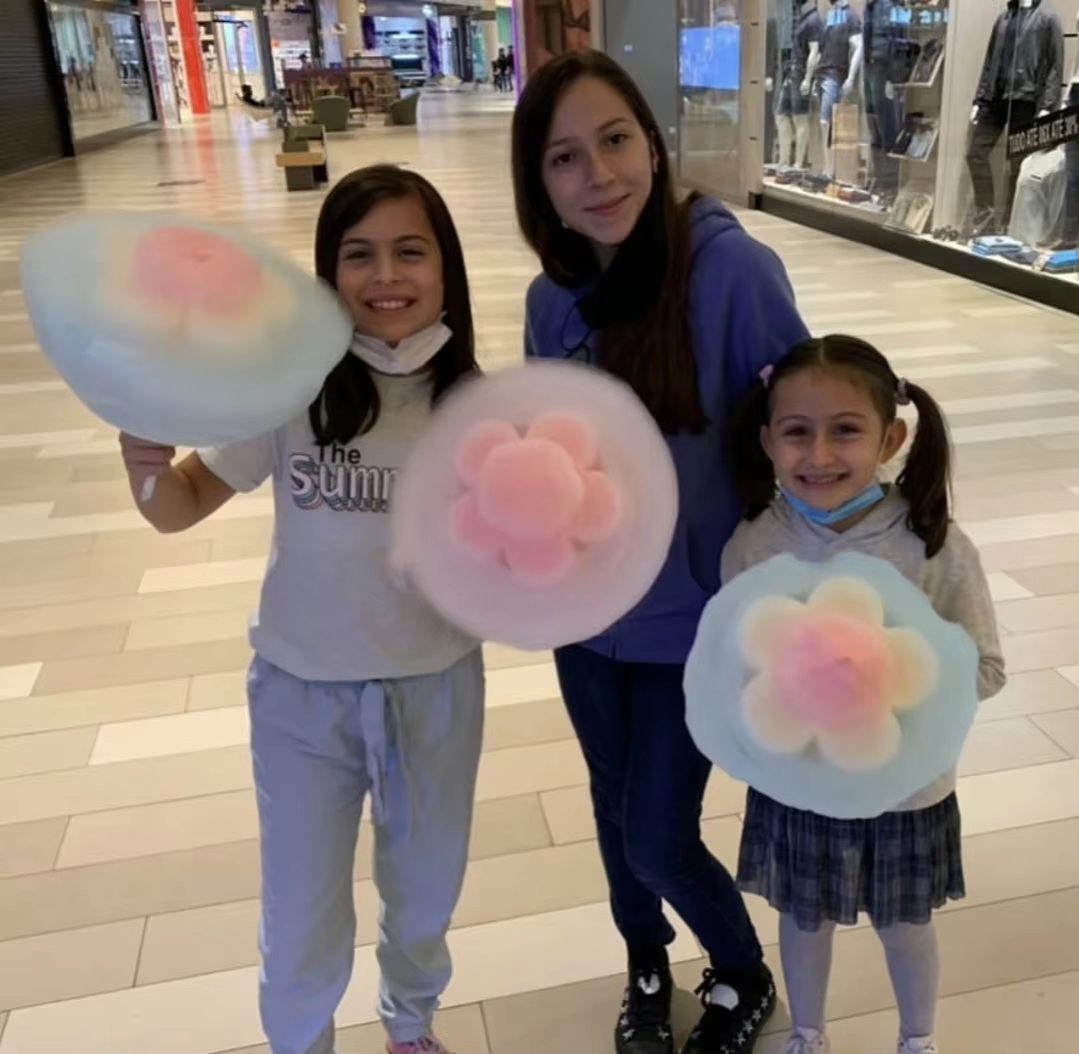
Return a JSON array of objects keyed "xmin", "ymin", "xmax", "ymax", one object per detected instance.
[
  {"xmin": 896, "ymin": 379, "xmax": 912, "ymax": 406},
  {"xmin": 759, "ymin": 364, "xmax": 775, "ymax": 387}
]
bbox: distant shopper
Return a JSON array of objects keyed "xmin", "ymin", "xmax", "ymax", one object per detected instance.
[
  {"xmin": 512, "ymin": 50, "xmax": 807, "ymax": 1054},
  {"xmin": 119, "ymin": 167, "xmax": 485, "ymax": 1054}
]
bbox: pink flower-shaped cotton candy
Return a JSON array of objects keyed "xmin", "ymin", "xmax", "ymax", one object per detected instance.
[
  {"xmin": 738, "ymin": 577, "xmax": 938, "ymax": 771},
  {"xmin": 450, "ymin": 413, "xmax": 622, "ymax": 585},
  {"xmin": 133, "ymin": 227, "xmax": 264, "ymax": 318}
]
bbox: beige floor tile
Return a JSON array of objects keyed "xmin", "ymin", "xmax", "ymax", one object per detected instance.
[
  {"xmin": 138, "ymin": 557, "xmax": 266, "ymax": 594},
  {"xmin": 1011, "ymin": 560, "xmax": 1079, "ymax": 597},
  {"xmin": 187, "ymin": 669, "xmax": 246, "ymax": 711},
  {"xmin": 0, "ymin": 572, "xmax": 142, "ymax": 612},
  {"xmin": 475, "ymin": 739, "xmax": 588, "ymax": 802},
  {"xmin": 0, "ymin": 744, "xmax": 253, "ymax": 826},
  {"xmin": 984, "ymin": 570, "xmax": 1035, "ymax": 601},
  {"xmin": 0, "ymin": 582, "xmax": 259, "ymax": 638},
  {"xmin": 89, "ymin": 706, "xmax": 250, "ymax": 765},
  {"xmin": 976, "ymin": 668, "xmax": 1079, "ymax": 721},
  {"xmin": 483, "ymin": 642, "xmax": 544, "ymax": 670},
  {"xmin": 124, "ymin": 607, "xmax": 251, "ymax": 652},
  {"xmin": 223, "ymin": 1004, "xmax": 491, "ymax": 1054},
  {"xmin": 1002, "ymin": 628, "xmax": 1079, "ymax": 673},
  {"xmin": 57, "ymin": 787, "xmax": 256, "ymax": 868},
  {"xmin": 0, "ymin": 919, "xmax": 143, "ymax": 1012},
  {"xmin": 0, "ymin": 678, "xmax": 188, "ymax": 737},
  {"xmin": 33, "ymin": 637, "xmax": 253, "ymax": 695},
  {"xmin": 954, "ymin": 816, "xmax": 1079, "ymax": 913},
  {"xmin": 978, "ymin": 532, "xmax": 1079, "ymax": 574},
  {"xmin": 482, "ymin": 697, "xmax": 574, "ymax": 751},
  {"xmin": 0, "ymin": 819, "xmax": 67, "ymax": 878},
  {"xmin": 957, "ymin": 716, "xmax": 1067, "ymax": 776},
  {"xmin": 485, "ymin": 662, "xmax": 561, "ymax": 709},
  {"xmin": 996, "ymin": 591, "xmax": 1079, "ymax": 633},
  {"xmin": 813, "ymin": 971, "xmax": 1079, "ymax": 1054},
  {"xmin": 0, "ymin": 623, "xmax": 126, "ymax": 666},
  {"xmin": 0, "ymin": 726, "xmax": 97, "ymax": 778},
  {"xmin": 959, "ymin": 758, "xmax": 1079, "ymax": 836},
  {"xmin": 1032, "ymin": 709, "xmax": 1079, "ymax": 757},
  {"xmin": 137, "ymin": 896, "xmax": 261, "ymax": 986},
  {"xmin": 540, "ymin": 769, "xmax": 746, "ymax": 845},
  {"xmin": 0, "ymin": 662, "xmax": 40, "ymax": 699},
  {"xmin": 0, "ymin": 839, "xmax": 262, "ymax": 943}
]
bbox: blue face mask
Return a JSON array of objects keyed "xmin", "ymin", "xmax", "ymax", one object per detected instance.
[{"xmin": 781, "ymin": 481, "xmax": 886, "ymax": 527}]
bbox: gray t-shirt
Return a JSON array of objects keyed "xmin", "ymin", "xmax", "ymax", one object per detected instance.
[
  {"xmin": 721, "ymin": 490, "xmax": 1006, "ymax": 812},
  {"xmin": 793, "ymin": 9, "xmax": 824, "ymax": 82},
  {"xmin": 818, "ymin": 3, "xmax": 862, "ymax": 83},
  {"xmin": 200, "ymin": 372, "xmax": 477, "ymax": 683}
]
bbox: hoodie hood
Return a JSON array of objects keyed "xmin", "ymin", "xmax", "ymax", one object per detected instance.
[{"xmin": 770, "ymin": 487, "xmax": 911, "ymax": 556}]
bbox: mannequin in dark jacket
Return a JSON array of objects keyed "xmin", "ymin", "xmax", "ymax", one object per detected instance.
[{"xmin": 966, "ymin": 0, "xmax": 1063, "ymax": 233}]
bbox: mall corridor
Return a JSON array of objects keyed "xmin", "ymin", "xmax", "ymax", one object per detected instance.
[{"xmin": 0, "ymin": 94, "xmax": 1077, "ymax": 1054}]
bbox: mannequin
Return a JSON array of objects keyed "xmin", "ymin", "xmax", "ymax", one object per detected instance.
[
  {"xmin": 863, "ymin": 0, "xmax": 906, "ymax": 196},
  {"xmin": 1061, "ymin": 10, "xmax": 1079, "ymax": 246},
  {"xmin": 966, "ymin": 0, "xmax": 1063, "ymax": 233},
  {"xmin": 818, "ymin": 0, "xmax": 864, "ymax": 177},
  {"xmin": 775, "ymin": 0, "xmax": 822, "ymax": 168}
]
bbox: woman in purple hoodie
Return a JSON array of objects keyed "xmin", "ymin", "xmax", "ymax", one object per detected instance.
[{"xmin": 512, "ymin": 51, "xmax": 808, "ymax": 1054}]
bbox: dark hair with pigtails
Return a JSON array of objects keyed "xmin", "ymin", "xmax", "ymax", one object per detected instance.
[{"xmin": 726, "ymin": 334, "xmax": 954, "ymax": 557}]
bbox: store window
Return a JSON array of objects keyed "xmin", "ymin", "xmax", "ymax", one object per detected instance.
[
  {"xmin": 679, "ymin": 0, "xmax": 743, "ymax": 198},
  {"xmin": 49, "ymin": 2, "xmax": 154, "ymax": 142},
  {"xmin": 761, "ymin": 0, "xmax": 1079, "ymax": 289}
]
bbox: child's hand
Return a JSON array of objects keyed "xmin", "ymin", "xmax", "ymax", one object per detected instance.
[{"xmin": 119, "ymin": 432, "xmax": 176, "ymax": 503}]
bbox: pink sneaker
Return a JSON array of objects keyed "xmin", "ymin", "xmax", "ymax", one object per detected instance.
[{"xmin": 386, "ymin": 1037, "xmax": 454, "ymax": 1054}]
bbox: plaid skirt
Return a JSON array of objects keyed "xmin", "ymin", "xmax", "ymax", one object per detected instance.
[{"xmin": 736, "ymin": 789, "xmax": 965, "ymax": 932}]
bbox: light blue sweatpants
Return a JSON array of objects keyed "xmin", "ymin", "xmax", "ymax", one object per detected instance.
[{"xmin": 248, "ymin": 649, "xmax": 486, "ymax": 1054}]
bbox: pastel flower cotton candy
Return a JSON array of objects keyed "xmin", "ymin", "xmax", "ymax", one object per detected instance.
[
  {"xmin": 685, "ymin": 552, "xmax": 980, "ymax": 819},
  {"xmin": 739, "ymin": 579, "xmax": 937, "ymax": 772},
  {"xmin": 450, "ymin": 414, "xmax": 622, "ymax": 585},
  {"xmin": 391, "ymin": 360, "xmax": 678, "ymax": 650},
  {"xmin": 19, "ymin": 210, "xmax": 353, "ymax": 447}
]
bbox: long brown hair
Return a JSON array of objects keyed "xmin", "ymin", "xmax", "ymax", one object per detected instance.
[
  {"xmin": 511, "ymin": 50, "xmax": 705, "ymax": 434},
  {"xmin": 309, "ymin": 165, "xmax": 478, "ymax": 445},
  {"xmin": 726, "ymin": 334, "xmax": 954, "ymax": 557}
]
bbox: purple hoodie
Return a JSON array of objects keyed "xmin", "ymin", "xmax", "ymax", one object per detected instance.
[{"xmin": 524, "ymin": 195, "xmax": 808, "ymax": 664}]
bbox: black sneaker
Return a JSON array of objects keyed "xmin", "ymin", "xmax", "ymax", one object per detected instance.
[
  {"xmin": 678, "ymin": 963, "xmax": 776, "ymax": 1054},
  {"xmin": 615, "ymin": 964, "xmax": 674, "ymax": 1054}
]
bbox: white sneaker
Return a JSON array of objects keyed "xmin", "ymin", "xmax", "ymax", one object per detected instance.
[
  {"xmin": 898, "ymin": 1036, "xmax": 938, "ymax": 1054},
  {"xmin": 783, "ymin": 1027, "xmax": 830, "ymax": 1054}
]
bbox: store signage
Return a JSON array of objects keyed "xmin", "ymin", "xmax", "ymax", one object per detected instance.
[{"xmin": 1007, "ymin": 105, "xmax": 1079, "ymax": 161}]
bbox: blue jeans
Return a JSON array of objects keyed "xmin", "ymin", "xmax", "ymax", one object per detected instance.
[
  {"xmin": 864, "ymin": 61, "xmax": 903, "ymax": 194},
  {"xmin": 555, "ymin": 645, "xmax": 764, "ymax": 980},
  {"xmin": 819, "ymin": 75, "xmax": 844, "ymax": 132}
]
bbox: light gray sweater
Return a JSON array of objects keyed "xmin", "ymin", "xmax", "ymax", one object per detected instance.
[{"xmin": 720, "ymin": 489, "xmax": 1007, "ymax": 812}]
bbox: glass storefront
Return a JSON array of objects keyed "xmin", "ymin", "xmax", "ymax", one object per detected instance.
[
  {"xmin": 678, "ymin": 0, "xmax": 744, "ymax": 199},
  {"xmin": 759, "ymin": 0, "xmax": 1079, "ymax": 291},
  {"xmin": 49, "ymin": 1, "xmax": 154, "ymax": 142}
]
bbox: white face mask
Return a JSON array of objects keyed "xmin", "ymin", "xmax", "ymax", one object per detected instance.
[{"xmin": 350, "ymin": 320, "xmax": 453, "ymax": 376}]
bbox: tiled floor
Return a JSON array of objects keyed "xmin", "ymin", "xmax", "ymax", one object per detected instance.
[{"xmin": 0, "ymin": 92, "xmax": 1078, "ymax": 1054}]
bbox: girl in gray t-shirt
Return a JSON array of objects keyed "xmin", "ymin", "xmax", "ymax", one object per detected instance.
[
  {"xmin": 120, "ymin": 166, "xmax": 485, "ymax": 1054},
  {"xmin": 723, "ymin": 334, "xmax": 1005, "ymax": 1054}
]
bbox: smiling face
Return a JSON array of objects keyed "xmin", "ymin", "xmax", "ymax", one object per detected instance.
[
  {"xmin": 334, "ymin": 195, "xmax": 444, "ymax": 346},
  {"xmin": 762, "ymin": 368, "xmax": 907, "ymax": 518},
  {"xmin": 541, "ymin": 75, "xmax": 657, "ymax": 254}
]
